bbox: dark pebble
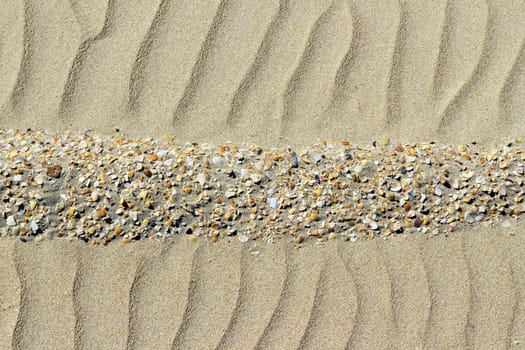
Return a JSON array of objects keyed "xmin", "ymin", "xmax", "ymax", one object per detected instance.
[{"xmin": 47, "ymin": 164, "xmax": 62, "ymax": 178}]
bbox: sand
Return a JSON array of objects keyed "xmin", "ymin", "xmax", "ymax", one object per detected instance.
[
  {"xmin": 0, "ymin": 1, "xmax": 525, "ymax": 349},
  {"xmin": 1, "ymin": 223, "xmax": 524, "ymax": 349}
]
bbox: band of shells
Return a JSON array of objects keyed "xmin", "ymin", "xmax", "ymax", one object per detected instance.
[{"xmin": 0, "ymin": 129, "xmax": 523, "ymax": 246}]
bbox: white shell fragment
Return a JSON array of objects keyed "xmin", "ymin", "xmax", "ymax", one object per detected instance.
[
  {"xmin": 6, "ymin": 216, "xmax": 17, "ymax": 227},
  {"xmin": 267, "ymin": 197, "xmax": 278, "ymax": 210}
]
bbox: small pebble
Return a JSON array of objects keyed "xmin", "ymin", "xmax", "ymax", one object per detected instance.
[
  {"xmin": 35, "ymin": 174, "xmax": 45, "ymax": 185},
  {"xmin": 267, "ymin": 197, "xmax": 278, "ymax": 210},
  {"xmin": 47, "ymin": 164, "xmax": 62, "ymax": 178},
  {"xmin": 30, "ymin": 220, "xmax": 39, "ymax": 233},
  {"xmin": 90, "ymin": 192, "xmax": 99, "ymax": 202},
  {"xmin": 197, "ymin": 173, "xmax": 207, "ymax": 186},
  {"xmin": 288, "ymin": 151, "xmax": 299, "ymax": 168},
  {"xmin": 6, "ymin": 215, "xmax": 16, "ymax": 227}
]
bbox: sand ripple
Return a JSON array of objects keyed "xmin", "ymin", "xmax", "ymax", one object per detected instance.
[
  {"xmin": 0, "ymin": 1, "xmax": 524, "ymax": 147},
  {"xmin": 0, "ymin": 223, "xmax": 523, "ymax": 349}
]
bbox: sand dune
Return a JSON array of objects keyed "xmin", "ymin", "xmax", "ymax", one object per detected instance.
[
  {"xmin": 0, "ymin": 1, "xmax": 524, "ymax": 147},
  {"xmin": 0, "ymin": 223, "xmax": 523, "ymax": 350},
  {"xmin": 2, "ymin": 1, "xmax": 525, "ymax": 349}
]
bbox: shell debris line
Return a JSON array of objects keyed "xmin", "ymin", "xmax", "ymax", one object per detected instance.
[{"xmin": 0, "ymin": 128, "xmax": 523, "ymax": 246}]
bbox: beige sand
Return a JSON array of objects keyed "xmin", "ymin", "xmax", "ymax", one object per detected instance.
[
  {"xmin": 0, "ymin": 223, "xmax": 524, "ymax": 349},
  {"xmin": 1, "ymin": 0, "xmax": 525, "ymax": 148},
  {"xmin": 1, "ymin": 1, "xmax": 525, "ymax": 349}
]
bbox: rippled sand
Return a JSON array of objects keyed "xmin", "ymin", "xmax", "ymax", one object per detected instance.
[{"xmin": 1, "ymin": 1, "xmax": 525, "ymax": 349}]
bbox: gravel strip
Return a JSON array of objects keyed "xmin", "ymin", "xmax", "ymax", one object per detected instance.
[{"xmin": 0, "ymin": 129, "xmax": 523, "ymax": 246}]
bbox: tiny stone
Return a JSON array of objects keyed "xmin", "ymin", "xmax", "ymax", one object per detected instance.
[
  {"xmin": 250, "ymin": 173, "xmax": 263, "ymax": 184},
  {"xmin": 499, "ymin": 184, "xmax": 507, "ymax": 197},
  {"xmin": 288, "ymin": 151, "xmax": 299, "ymax": 168},
  {"xmin": 47, "ymin": 164, "xmax": 62, "ymax": 178},
  {"xmin": 368, "ymin": 221, "xmax": 379, "ymax": 230},
  {"xmin": 30, "ymin": 220, "xmax": 39, "ymax": 233},
  {"xmin": 475, "ymin": 175, "xmax": 485, "ymax": 184},
  {"xmin": 6, "ymin": 215, "xmax": 16, "ymax": 227},
  {"xmin": 267, "ymin": 197, "xmax": 278, "ymax": 210},
  {"xmin": 212, "ymin": 156, "xmax": 224, "ymax": 166},
  {"xmin": 197, "ymin": 173, "xmax": 207, "ymax": 186},
  {"xmin": 35, "ymin": 174, "xmax": 45, "ymax": 185},
  {"xmin": 392, "ymin": 222, "xmax": 403, "ymax": 233},
  {"xmin": 499, "ymin": 159, "xmax": 510, "ymax": 169},
  {"xmin": 139, "ymin": 190, "xmax": 149, "ymax": 200},
  {"xmin": 98, "ymin": 207, "xmax": 107, "ymax": 217},
  {"xmin": 391, "ymin": 185, "xmax": 402, "ymax": 192}
]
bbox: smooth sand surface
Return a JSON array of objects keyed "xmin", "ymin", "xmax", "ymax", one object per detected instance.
[{"xmin": 1, "ymin": 1, "xmax": 525, "ymax": 349}]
